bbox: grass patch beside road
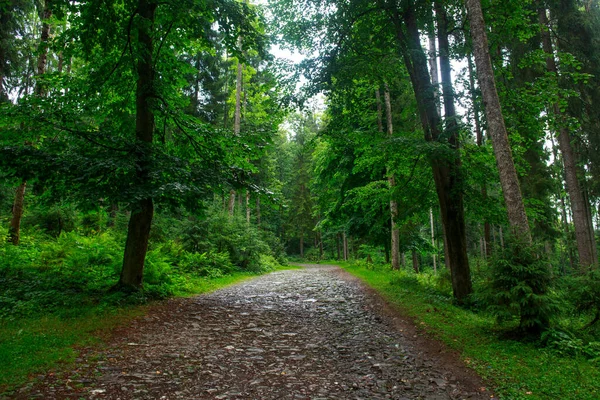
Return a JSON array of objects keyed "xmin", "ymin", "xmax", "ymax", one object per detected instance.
[{"xmin": 337, "ymin": 261, "xmax": 599, "ymax": 400}]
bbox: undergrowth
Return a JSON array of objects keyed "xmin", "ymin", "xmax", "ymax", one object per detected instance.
[{"xmin": 0, "ymin": 207, "xmax": 289, "ymax": 393}]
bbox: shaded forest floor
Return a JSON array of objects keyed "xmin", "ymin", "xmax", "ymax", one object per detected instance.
[{"xmin": 6, "ymin": 265, "xmax": 488, "ymax": 400}]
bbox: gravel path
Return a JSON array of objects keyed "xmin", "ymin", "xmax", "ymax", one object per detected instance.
[{"xmin": 17, "ymin": 264, "xmax": 490, "ymax": 399}]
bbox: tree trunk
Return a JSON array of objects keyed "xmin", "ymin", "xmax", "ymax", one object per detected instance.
[
  {"xmin": 465, "ymin": 0, "xmax": 532, "ymax": 243},
  {"xmin": 228, "ymin": 190, "xmax": 236, "ymax": 216},
  {"xmin": 468, "ymin": 53, "xmax": 492, "ymax": 257},
  {"xmin": 118, "ymin": 0, "xmax": 157, "ymax": 289},
  {"xmin": 392, "ymin": 6, "xmax": 472, "ymax": 301},
  {"xmin": 246, "ymin": 190, "xmax": 251, "ymax": 224},
  {"xmin": 234, "ymin": 59, "xmax": 243, "ymax": 135},
  {"xmin": 412, "ymin": 250, "xmax": 419, "ymax": 273},
  {"xmin": 319, "ymin": 231, "xmax": 323, "ymax": 259},
  {"xmin": 107, "ymin": 203, "xmax": 118, "ymax": 228},
  {"xmin": 8, "ymin": 183, "xmax": 26, "ymax": 245},
  {"xmin": 9, "ymin": 0, "xmax": 53, "ymax": 246},
  {"xmin": 0, "ymin": 7, "xmax": 7, "ymax": 101},
  {"xmin": 382, "ymin": 85, "xmax": 401, "ymax": 270},
  {"xmin": 35, "ymin": 0, "xmax": 52, "ymax": 97},
  {"xmin": 337, "ymin": 232, "xmax": 341, "ymax": 260},
  {"xmin": 300, "ymin": 234, "xmax": 304, "ymax": 258},
  {"xmin": 430, "ymin": 208, "xmax": 437, "ymax": 273},
  {"xmin": 343, "ymin": 232, "xmax": 349, "ymax": 261},
  {"xmin": 256, "ymin": 197, "xmax": 261, "ymax": 227},
  {"xmin": 539, "ymin": 8, "xmax": 597, "ymax": 270}
]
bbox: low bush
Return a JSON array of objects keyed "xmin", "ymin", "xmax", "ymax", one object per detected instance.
[{"xmin": 476, "ymin": 238, "xmax": 558, "ymax": 334}]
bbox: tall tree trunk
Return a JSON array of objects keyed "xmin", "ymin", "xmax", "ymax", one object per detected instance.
[
  {"xmin": 430, "ymin": 208, "xmax": 437, "ymax": 272},
  {"xmin": 382, "ymin": 85, "xmax": 401, "ymax": 270},
  {"xmin": 118, "ymin": 0, "xmax": 157, "ymax": 289},
  {"xmin": 9, "ymin": 0, "xmax": 52, "ymax": 245},
  {"xmin": 234, "ymin": 60, "xmax": 243, "ymax": 135},
  {"xmin": 35, "ymin": 0, "xmax": 52, "ymax": 97},
  {"xmin": 465, "ymin": 0, "xmax": 532, "ymax": 243},
  {"xmin": 539, "ymin": 8, "xmax": 597, "ymax": 269},
  {"xmin": 343, "ymin": 232, "xmax": 349, "ymax": 261},
  {"xmin": 246, "ymin": 190, "xmax": 251, "ymax": 224},
  {"xmin": 319, "ymin": 231, "xmax": 323, "ymax": 259},
  {"xmin": 300, "ymin": 234, "xmax": 304, "ymax": 258},
  {"xmin": 392, "ymin": 6, "xmax": 472, "ymax": 301},
  {"xmin": 337, "ymin": 232, "xmax": 341, "ymax": 260},
  {"xmin": 0, "ymin": 7, "xmax": 7, "ymax": 101},
  {"xmin": 468, "ymin": 53, "xmax": 492, "ymax": 257},
  {"xmin": 256, "ymin": 197, "xmax": 261, "ymax": 227},
  {"xmin": 412, "ymin": 250, "xmax": 419, "ymax": 273},
  {"xmin": 228, "ymin": 190, "xmax": 236, "ymax": 216},
  {"xmin": 8, "ymin": 183, "xmax": 26, "ymax": 245}
]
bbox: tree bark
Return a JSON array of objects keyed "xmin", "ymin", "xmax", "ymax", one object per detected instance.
[
  {"xmin": 256, "ymin": 197, "xmax": 261, "ymax": 227},
  {"xmin": 468, "ymin": 48, "xmax": 492, "ymax": 257},
  {"xmin": 412, "ymin": 250, "xmax": 419, "ymax": 273},
  {"xmin": 246, "ymin": 190, "xmax": 251, "ymax": 224},
  {"xmin": 228, "ymin": 190, "xmax": 236, "ymax": 216},
  {"xmin": 430, "ymin": 208, "xmax": 437, "ymax": 272},
  {"xmin": 8, "ymin": 183, "xmax": 26, "ymax": 245},
  {"xmin": 465, "ymin": 0, "xmax": 532, "ymax": 243},
  {"xmin": 382, "ymin": 85, "xmax": 401, "ymax": 270},
  {"xmin": 539, "ymin": 8, "xmax": 597, "ymax": 270},
  {"xmin": 392, "ymin": 5, "xmax": 472, "ymax": 301},
  {"xmin": 35, "ymin": 0, "xmax": 52, "ymax": 97},
  {"xmin": 343, "ymin": 232, "xmax": 349, "ymax": 261},
  {"xmin": 118, "ymin": 0, "xmax": 157, "ymax": 289},
  {"xmin": 9, "ymin": 0, "xmax": 52, "ymax": 246}
]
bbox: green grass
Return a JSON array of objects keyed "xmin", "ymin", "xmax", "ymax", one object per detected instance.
[
  {"xmin": 0, "ymin": 262, "xmax": 299, "ymax": 395},
  {"xmin": 336, "ymin": 261, "xmax": 600, "ymax": 400}
]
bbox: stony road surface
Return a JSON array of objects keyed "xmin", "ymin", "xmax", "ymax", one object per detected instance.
[{"xmin": 16, "ymin": 264, "xmax": 490, "ymax": 399}]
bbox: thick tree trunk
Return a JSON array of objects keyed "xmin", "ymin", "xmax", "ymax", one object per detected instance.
[
  {"xmin": 382, "ymin": 85, "xmax": 401, "ymax": 270},
  {"xmin": 8, "ymin": 183, "xmax": 26, "ymax": 245},
  {"xmin": 118, "ymin": 0, "xmax": 157, "ymax": 289},
  {"xmin": 539, "ymin": 8, "xmax": 597, "ymax": 270},
  {"xmin": 412, "ymin": 250, "xmax": 419, "ymax": 273},
  {"xmin": 393, "ymin": 6, "xmax": 472, "ymax": 301},
  {"xmin": 466, "ymin": 0, "xmax": 532, "ymax": 243}
]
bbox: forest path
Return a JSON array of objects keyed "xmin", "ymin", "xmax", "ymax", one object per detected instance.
[{"xmin": 19, "ymin": 264, "xmax": 489, "ymax": 399}]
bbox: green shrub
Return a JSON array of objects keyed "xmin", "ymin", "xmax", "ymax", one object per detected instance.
[
  {"xmin": 542, "ymin": 328, "xmax": 600, "ymax": 361},
  {"xmin": 562, "ymin": 270, "xmax": 600, "ymax": 330},
  {"xmin": 478, "ymin": 238, "xmax": 558, "ymax": 335},
  {"xmin": 23, "ymin": 204, "xmax": 76, "ymax": 237}
]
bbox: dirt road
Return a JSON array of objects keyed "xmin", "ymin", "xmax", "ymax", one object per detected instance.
[{"xmin": 16, "ymin": 264, "xmax": 490, "ymax": 399}]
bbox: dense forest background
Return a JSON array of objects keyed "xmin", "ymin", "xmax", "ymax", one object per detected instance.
[{"xmin": 2, "ymin": 0, "xmax": 600, "ymax": 395}]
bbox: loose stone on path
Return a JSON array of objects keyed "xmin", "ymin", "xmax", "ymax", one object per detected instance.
[{"xmin": 17, "ymin": 264, "xmax": 490, "ymax": 399}]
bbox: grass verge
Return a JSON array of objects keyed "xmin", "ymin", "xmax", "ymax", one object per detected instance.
[
  {"xmin": 0, "ymin": 266, "xmax": 298, "ymax": 395},
  {"xmin": 336, "ymin": 261, "xmax": 599, "ymax": 400}
]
